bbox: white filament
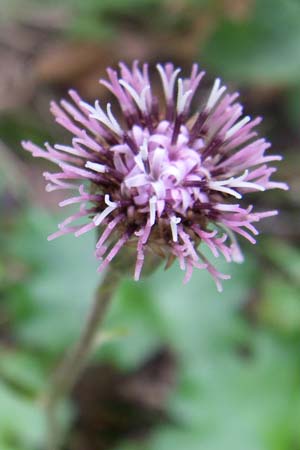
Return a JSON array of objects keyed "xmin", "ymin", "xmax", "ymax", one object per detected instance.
[
  {"xmin": 210, "ymin": 170, "xmax": 265, "ymax": 199},
  {"xmin": 225, "ymin": 116, "xmax": 251, "ymax": 139},
  {"xmin": 156, "ymin": 64, "xmax": 181, "ymax": 102},
  {"xmin": 170, "ymin": 216, "xmax": 181, "ymax": 242},
  {"xmin": 54, "ymin": 144, "xmax": 82, "ymax": 156},
  {"xmin": 149, "ymin": 196, "xmax": 157, "ymax": 226},
  {"xmin": 93, "ymin": 194, "xmax": 118, "ymax": 226},
  {"xmin": 176, "ymin": 78, "xmax": 193, "ymax": 114},
  {"xmin": 80, "ymin": 100, "xmax": 122, "ymax": 136},
  {"xmin": 209, "ymin": 181, "xmax": 242, "ymax": 199},
  {"xmin": 85, "ymin": 161, "xmax": 106, "ymax": 173},
  {"xmin": 140, "ymin": 138, "xmax": 148, "ymax": 160},
  {"xmin": 106, "ymin": 103, "xmax": 123, "ymax": 134},
  {"xmin": 134, "ymin": 139, "xmax": 149, "ymax": 172},
  {"xmin": 119, "ymin": 80, "xmax": 150, "ymax": 113},
  {"xmin": 206, "ymin": 78, "xmax": 226, "ymax": 110}
]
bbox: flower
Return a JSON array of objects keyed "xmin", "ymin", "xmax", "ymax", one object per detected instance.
[{"xmin": 22, "ymin": 62, "xmax": 288, "ymax": 291}]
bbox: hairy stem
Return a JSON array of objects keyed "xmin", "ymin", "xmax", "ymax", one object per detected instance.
[{"xmin": 45, "ymin": 266, "xmax": 121, "ymax": 450}]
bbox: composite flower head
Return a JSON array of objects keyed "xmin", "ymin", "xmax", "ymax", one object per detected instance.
[{"xmin": 22, "ymin": 62, "xmax": 288, "ymax": 290}]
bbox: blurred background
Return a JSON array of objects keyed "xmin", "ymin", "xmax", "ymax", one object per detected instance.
[{"xmin": 0, "ymin": 0, "xmax": 300, "ymax": 449}]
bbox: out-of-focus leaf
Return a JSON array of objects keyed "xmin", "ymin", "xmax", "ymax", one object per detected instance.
[
  {"xmin": 0, "ymin": 349, "xmax": 45, "ymax": 395},
  {"xmin": 101, "ymin": 249, "xmax": 257, "ymax": 368},
  {"xmin": 258, "ymin": 275, "xmax": 300, "ymax": 335},
  {"xmin": 114, "ymin": 329, "xmax": 300, "ymax": 450},
  {"xmin": 101, "ymin": 280, "xmax": 167, "ymax": 368},
  {"xmin": 0, "ymin": 381, "xmax": 45, "ymax": 449},
  {"xmin": 202, "ymin": 0, "xmax": 300, "ymax": 84},
  {"xmin": 9, "ymin": 207, "xmax": 98, "ymax": 352},
  {"xmin": 284, "ymin": 84, "xmax": 300, "ymax": 131},
  {"xmin": 110, "ymin": 251, "xmax": 300, "ymax": 450},
  {"xmin": 0, "ymin": 116, "xmax": 51, "ymax": 149},
  {"xmin": 260, "ymin": 238, "xmax": 300, "ymax": 285}
]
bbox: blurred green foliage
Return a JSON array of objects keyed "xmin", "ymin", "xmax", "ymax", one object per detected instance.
[{"xmin": 203, "ymin": 0, "xmax": 300, "ymax": 83}]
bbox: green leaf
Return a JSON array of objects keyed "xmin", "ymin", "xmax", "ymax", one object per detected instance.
[
  {"xmin": 0, "ymin": 349, "xmax": 45, "ymax": 396},
  {"xmin": 260, "ymin": 238, "xmax": 300, "ymax": 286},
  {"xmin": 0, "ymin": 382, "xmax": 45, "ymax": 449},
  {"xmin": 258, "ymin": 275, "xmax": 300, "ymax": 336},
  {"xmin": 202, "ymin": 0, "xmax": 300, "ymax": 84},
  {"xmin": 100, "ymin": 249, "xmax": 257, "ymax": 367},
  {"xmin": 107, "ymin": 252, "xmax": 300, "ymax": 450},
  {"xmin": 10, "ymin": 207, "xmax": 98, "ymax": 353}
]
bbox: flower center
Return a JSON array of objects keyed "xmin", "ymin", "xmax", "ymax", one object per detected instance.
[{"xmin": 116, "ymin": 120, "xmax": 209, "ymax": 220}]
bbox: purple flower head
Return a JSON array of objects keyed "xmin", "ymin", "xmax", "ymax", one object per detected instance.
[{"xmin": 22, "ymin": 62, "xmax": 288, "ymax": 291}]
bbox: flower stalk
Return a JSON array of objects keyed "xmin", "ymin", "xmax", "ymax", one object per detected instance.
[{"xmin": 45, "ymin": 265, "xmax": 121, "ymax": 450}]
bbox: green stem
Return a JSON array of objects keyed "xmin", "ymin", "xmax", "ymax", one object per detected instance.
[{"xmin": 45, "ymin": 266, "xmax": 121, "ymax": 450}]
